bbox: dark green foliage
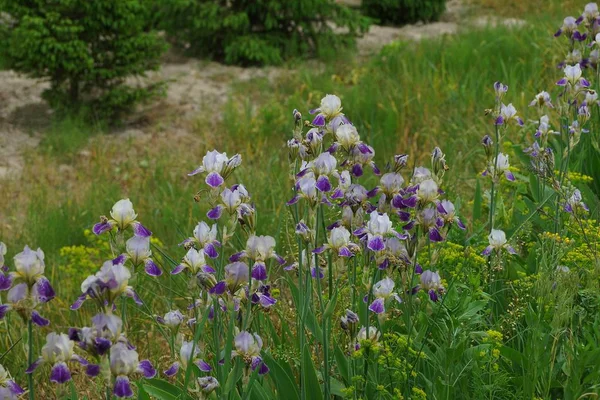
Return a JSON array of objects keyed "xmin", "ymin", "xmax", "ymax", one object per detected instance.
[
  {"xmin": 362, "ymin": 0, "xmax": 446, "ymax": 26},
  {"xmin": 1, "ymin": 0, "xmax": 167, "ymax": 120},
  {"xmin": 158, "ymin": 0, "xmax": 371, "ymax": 66}
]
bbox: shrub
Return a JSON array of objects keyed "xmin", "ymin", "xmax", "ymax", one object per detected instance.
[
  {"xmin": 362, "ymin": 0, "xmax": 446, "ymax": 26},
  {"xmin": 0, "ymin": 0, "xmax": 167, "ymax": 119},
  {"xmin": 158, "ymin": 0, "xmax": 371, "ymax": 66}
]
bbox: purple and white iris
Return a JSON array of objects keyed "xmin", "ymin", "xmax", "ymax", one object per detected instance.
[
  {"xmin": 496, "ymin": 103, "xmax": 524, "ymax": 126},
  {"xmin": 124, "ymin": 236, "xmax": 161, "ymax": 276},
  {"xmin": 368, "ymin": 277, "xmax": 401, "ymax": 314},
  {"xmin": 556, "ymin": 64, "xmax": 590, "ymax": 88},
  {"xmin": 71, "ymin": 260, "xmax": 140, "ymax": 310},
  {"xmin": 313, "ymin": 226, "xmax": 359, "ymax": 258},
  {"xmin": 554, "ymin": 16, "xmax": 578, "ymax": 37},
  {"xmin": 302, "ymin": 152, "xmax": 338, "ymax": 192},
  {"xmin": 231, "ymin": 332, "xmax": 269, "ymax": 375},
  {"xmin": 565, "ymin": 189, "xmax": 589, "ymax": 213},
  {"xmin": 529, "ymin": 91, "xmax": 553, "ymax": 109},
  {"xmin": 156, "ymin": 309, "xmax": 184, "ymax": 328},
  {"xmin": 171, "ymin": 248, "xmax": 211, "ymax": 276},
  {"xmin": 437, "ymin": 200, "xmax": 466, "ymax": 230},
  {"xmin": 310, "ymin": 94, "xmax": 345, "ymax": 127},
  {"xmin": 69, "ymin": 313, "xmax": 125, "ymax": 359},
  {"xmin": 0, "ymin": 245, "xmax": 55, "ymax": 326},
  {"xmin": 109, "ymin": 342, "xmax": 156, "ymax": 398},
  {"xmin": 230, "ymin": 235, "xmax": 284, "ymax": 280},
  {"xmin": 163, "ymin": 340, "xmax": 211, "ymax": 377},
  {"xmin": 0, "ymin": 364, "xmax": 24, "ymax": 398},
  {"xmin": 198, "ymin": 376, "xmax": 220, "ymax": 394},
  {"xmin": 26, "ymin": 333, "xmax": 91, "ymax": 384},
  {"xmin": 418, "ymin": 270, "xmax": 444, "ymax": 302},
  {"xmin": 93, "ymin": 199, "xmax": 152, "ymax": 238},
  {"xmin": 482, "ymin": 229, "xmax": 517, "ymax": 256},
  {"xmin": 355, "ymin": 211, "xmax": 406, "ymax": 252},
  {"xmin": 188, "ymin": 150, "xmax": 241, "ymax": 188},
  {"xmin": 484, "ymin": 153, "xmax": 515, "ymax": 182}
]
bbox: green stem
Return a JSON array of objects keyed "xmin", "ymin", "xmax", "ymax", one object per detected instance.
[{"xmin": 27, "ymin": 319, "xmax": 34, "ymax": 400}]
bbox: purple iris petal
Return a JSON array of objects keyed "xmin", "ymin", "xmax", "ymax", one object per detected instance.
[
  {"xmin": 351, "ymin": 164, "xmax": 363, "ymax": 177},
  {"xmin": 207, "ymin": 205, "xmax": 223, "ymax": 220},
  {"xmin": 72, "ymin": 355, "xmax": 89, "ymax": 366},
  {"xmin": 209, "ymin": 281, "xmax": 226, "ymax": 295},
  {"xmin": 313, "ymin": 246, "xmax": 326, "ymax": 254},
  {"xmin": 195, "ymin": 359, "xmax": 212, "ymax": 372},
  {"xmin": 368, "ymin": 298, "xmax": 385, "ymax": 314},
  {"xmin": 357, "ymin": 143, "xmax": 372, "ymax": 154},
  {"xmin": 70, "ymin": 293, "xmax": 87, "ymax": 310},
  {"xmin": 202, "ymin": 265, "xmax": 216, "ymax": 274},
  {"xmin": 252, "ymin": 263, "xmax": 267, "ymax": 280},
  {"xmin": 50, "ymin": 362, "xmax": 71, "ymax": 384},
  {"xmin": 229, "ymin": 252, "xmax": 245, "ymax": 262},
  {"xmin": 428, "ymin": 290, "xmax": 439, "ymax": 302},
  {"xmin": 171, "ymin": 264, "xmax": 186, "ymax": 275},
  {"xmin": 7, "ymin": 380, "xmax": 25, "ymax": 395},
  {"xmin": 403, "ymin": 196, "xmax": 418, "ymax": 208},
  {"xmin": 402, "ymin": 221, "xmax": 415, "ymax": 231},
  {"xmin": 429, "ymin": 228, "xmax": 444, "ymax": 242},
  {"xmin": 367, "ymin": 187, "xmax": 379, "ymax": 198},
  {"xmin": 495, "ymin": 115, "xmax": 504, "ymax": 125},
  {"xmin": 482, "ymin": 245, "xmax": 493, "ymax": 256},
  {"xmin": 556, "ymin": 78, "xmax": 568, "ymax": 86},
  {"xmin": 205, "ymin": 172, "xmax": 225, "ymax": 188},
  {"xmin": 338, "ymin": 247, "xmax": 353, "ymax": 257},
  {"xmin": 326, "ymin": 143, "xmax": 339, "ymax": 154},
  {"xmin": 378, "ymin": 258, "xmax": 389, "ymax": 270},
  {"xmin": 114, "ymin": 376, "xmax": 133, "ymax": 398},
  {"xmin": 113, "ymin": 254, "xmax": 126, "ymax": 265},
  {"xmin": 286, "ymin": 195, "xmax": 300, "ymax": 206},
  {"xmin": 204, "ymin": 243, "xmax": 219, "ymax": 259},
  {"xmin": 31, "ymin": 311, "xmax": 50, "ymax": 326},
  {"xmin": 456, "ymin": 218, "xmax": 466, "ymax": 230},
  {"xmin": 275, "ymin": 254, "xmax": 286, "ymax": 265},
  {"xmin": 86, "ymin": 364, "xmax": 100, "ymax": 377},
  {"xmin": 138, "ymin": 360, "xmax": 156, "ymax": 378},
  {"xmin": 132, "ymin": 223, "xmax": 152, "ymax": 238},
  {"xmin": 128, "ymin": 289, "xmax": 143, "ymax": 305},
  {"xmin": 312, "ymin": 114, "xmax": 325, "ymax": 126},
  {"xmin": 164, "ymin": 362, "xmax": 180, "ymax": 377},
  {"xmin": 93, "ymin": 221, "xmax": 113, "ymax": 235},
  {"xmin": 371, "ymin": 163, "xmax": 381, "ymax": 175},
  {"xmin": 95, "ymin": 337, "xmax": 112, "ymax": 355},
  {"xmin": 311, "ymin": 267, "xmax": 324, "ymax": 279},
  {"xmin": 436, "ymin": 202, "xmax": 447, "ymax": 214},
  {"xmin": 251, "ymin": 356, "xmax": 269, "ymax": 375},
  {"xmin": 506, "ymin": 245, "xmax": 517, "ymax": 255},
  {"xmin": 331, "ymin": 188, "xmax": 344, "ymax": 199},
  {"xmin": 554, "ymin": 28, "xmax": 562, "ymax": 37},
  {"xmin": 367, "ymin": 235, "xmax": 385, "ymax": 252},
  {"xmin": 144, "ymin": 260, "xmax": 162, "ymax": 277},
  {"xmin": 316, "ymin": 175, "xmax": 332, "ymax": 192},
  {"xmin": 34, "ymin": 278, "xmax": 55, "ymax": 303},
  {"xmin": 25, "ymin": 359, "xmax": 41, "ymax": 374},
  {"xmin": 0, "ymin": 273, "xmax": 12, "ymax": 291},
  {"xmin": 414, "ymin": 264, "xmax": 423, "ymax": 274},
  {"xmin": 580, "ymin": 78, "xmax": 591, "ymax": 87},
  {"xmin": 505, "ymin": 171, "xmax": 515, "ymax": 181}
]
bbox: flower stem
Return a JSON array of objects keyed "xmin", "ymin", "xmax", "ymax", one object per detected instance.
[{"xmin": 27, "ymin": 319, "xmax": 34, "ymax": 400}]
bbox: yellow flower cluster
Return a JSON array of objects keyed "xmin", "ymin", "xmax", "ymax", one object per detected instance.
[
  {"xmin": 540, "ymin": 231, "xmax": 573, "ymax": 245},
  {"xmin": 429, "ymin": 242, "xmax": 486, "ymax": 280}
]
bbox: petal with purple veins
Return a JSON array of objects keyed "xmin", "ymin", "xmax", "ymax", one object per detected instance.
[
  {"xmin": 204, "ymin": 243, "xmax": 219, "ymax": 259},
  {"xmin": 138, "ymin": 360, "xmax": 157, "ymax": 378},
  {"xmin": 164, "ymin": 362, "xmax": 180, "ymax": 377},
  {"xmin": 195, "ymin": 359, "xmax": 212, "ymax": 372},
  {"xmin": 367, "ymin": 235, "xmax": 385, "ymax": 252},
  {"xmin": 132, "ymin": 222, "xmax": 152, "ymax": 238},
  {"xmin": 338, "ymin": 247, "xmax": 353, "ymax": 257},
  {"xmin": 144, "ymin": 260, "xmax": 162, "ymax": 277},
  {"xmin": 368, "ymin": 298, "xmax": 385, "ymax": 314},
  {"xmin": 31, "ymin": 311, "xmax": 50, "ymax": 326},
  {"xmin": 0, "ymin": 273, "xmax": 12, "ymax": 291},
  {"xmin": 86, "ymin": 364, "xmax": 100, "ymax": 377},
  {"xmin": 205, "ymin": 172, "xmax": 225, "ymax": 188},
  {"xmin": 50, "ymin": 362, "xmax": 72, "ymax": 384},
  {"xmin": 93, "ymin": 221, "xmax": 113, "ymax": 235},
  {"xmin": 171, "ymin": 264, "xmax": 186, "ymax": 275},
  {"xmin": 207, "ymin": 205, "xmax": 223, "ymax": 220},
  {"xmin": 114, "ymin": 376, "xmax": 134, "ymax": 398},
  {"xmin": 7, "ymin": 380, "xmax": 25, "ymax": 395},
  {"xmin": 316, "ymin": 175, "xmax": 332, "ymax": 192},
  {"xmin": 252, "ymin": 263, "xmax": 267, "ymax": 281}
]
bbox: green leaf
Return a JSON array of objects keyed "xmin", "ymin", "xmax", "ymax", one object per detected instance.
[
  {"xmin": 224, "ymin": 361, "xmax": 244, "ymax": 396},
  {"xmin": 262, "ymin": 353, "xmax": 300, "ymax": 400},
  {"xmin": 333, "ymin": 341, "xmax": 349, "ymax": 384},
  {"xmin": 302, "ymin": 346, "xmax": 323, "ymax": 399},
  {"xmin": 330, "ymin": 378, "xmax": 346, "ymax": 397},
  {"xmin": 142, "ymin": 379, "xmax": 185, "ymax": 400},
  {"xmin": 473, "ymin": 179, "xmax": 483, "ymax": 221},
  {"xmin": 323, "ymin": 287, "xmax": 338, "ymax": 319}
]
